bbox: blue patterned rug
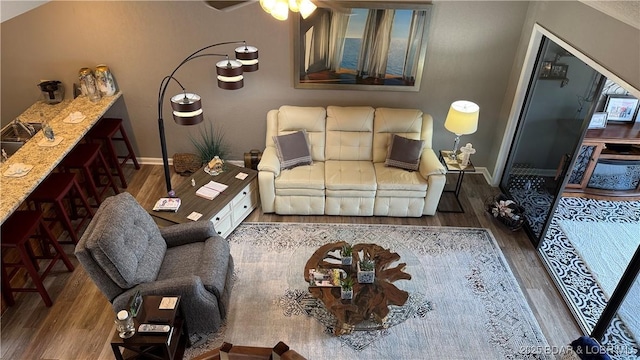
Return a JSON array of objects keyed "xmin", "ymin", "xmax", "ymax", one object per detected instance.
[{"xmin": 186, "ymin": 223, "xmax": 554, "ymax": 359}]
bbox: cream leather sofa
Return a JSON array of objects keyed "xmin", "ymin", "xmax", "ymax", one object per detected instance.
[{"xmin": 257, "ymin": 106, "xmax": 447, "ymax": 217}]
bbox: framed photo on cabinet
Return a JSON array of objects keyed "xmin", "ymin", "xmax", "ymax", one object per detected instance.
[
  {"xmin": 588, "ymin": 112, "xmax": 607, "ymax": 129},
  {"xmin": 604, "ymin": 96, "xmax": 639, "ymax": 122}
]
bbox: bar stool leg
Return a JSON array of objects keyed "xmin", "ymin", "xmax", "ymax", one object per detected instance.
[
  {"xmin": 119, "ymin": 123, "xmax": 140, "ymax": 169},
  {"xmin": 97, "ymin": 149, "xmax": 120, "ymax": 198},
  {"xmin": 17, "ymin": 242, "xmax": 53, "ymax": 307},
  {"xmin": 0, "ymin": 259, "xmax": 15, "ymax": 306},
  {"xmin": 40, "ymin": 219, "xmax": 74, "ymax": 272}
]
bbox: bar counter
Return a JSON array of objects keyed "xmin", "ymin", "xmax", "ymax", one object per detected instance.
[{"xmin": 0, "ymin": 92, "xmax": 123, "ymax": 224}]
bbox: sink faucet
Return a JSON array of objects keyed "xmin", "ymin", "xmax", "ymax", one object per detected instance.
[{"xmin": 13, "ymin": 118, "xmax": 35, "ymax": 137}]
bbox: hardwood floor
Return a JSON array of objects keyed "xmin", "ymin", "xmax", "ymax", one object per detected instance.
[{"xmin": 0, "ymin": 164, "xmax": 582, "ymax": 359}]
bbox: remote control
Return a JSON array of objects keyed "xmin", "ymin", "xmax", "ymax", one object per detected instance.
[
  {"xmin": 138, "ymin": 324, "xmax": 171, "ymax": 334},
  {"xmin": 147, "ymin": 317, "xmax": 170, "ymax": 324}
]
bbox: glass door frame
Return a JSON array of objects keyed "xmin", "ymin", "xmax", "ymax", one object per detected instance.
[
  {"xmin": 498, "ymin": 36, "xmax": 604, "ymax": 246},
  {"xmin": 499, "ymin": 23, "xmax": 640, "ymax": 350}
]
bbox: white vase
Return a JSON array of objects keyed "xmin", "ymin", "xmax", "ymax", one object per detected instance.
[
  {"xmin": 341, "ymin": 288, "xmax": 353, "ymax": 300},
  {"xmin": 357, "ymin": 261, "xmax": 375, "ymax": 284}
]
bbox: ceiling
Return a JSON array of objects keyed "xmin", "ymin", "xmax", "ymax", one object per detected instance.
[{"xmin": 2, "ymin": 1, "xmax": 638, "ymax": 30}]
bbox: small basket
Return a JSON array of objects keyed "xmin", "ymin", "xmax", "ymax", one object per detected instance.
[
  {"xmin": 485, "ymin": 194, "xmax": 525, "ymax": 231},
  {"xmin": 173, "ymin": 153, "xmax": 201, "ymax": 176}
]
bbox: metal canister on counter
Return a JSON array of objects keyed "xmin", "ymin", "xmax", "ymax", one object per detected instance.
[
  {"xmin": 78, "ymin": 67, "xmax": 102, "ymax": 102},
  {"xmin": 95, "ymin": 64, "xmax": 116, "ymax": 96}
]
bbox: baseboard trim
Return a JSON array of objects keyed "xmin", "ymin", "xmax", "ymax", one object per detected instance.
[{"xmin": 135, "ymin": 157, "xmax": 493, "ymax": 185}]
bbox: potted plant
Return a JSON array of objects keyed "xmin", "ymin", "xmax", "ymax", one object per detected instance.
[
  {"xmin": 340, "ymin": 277, "xmax": 354, "ymax": 300},
  {"xmin": 357, "ymin": 258, "xmax": 375, "ymax": 284},
  {"xmin": 190, "ymin": 122, "xmax": 228, "ymax": 166},
  {"xmin": 340, "ymin": 244, "xmax": 353, "ymax": 266}
]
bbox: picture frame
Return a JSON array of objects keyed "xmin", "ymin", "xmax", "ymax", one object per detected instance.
[
  {"xmin": 550, "ymin": 64, "xmax": 568, "ymax": 79},
  {"xmin": 539, "ymin": 61, "xmax": 552, "ymax": 78},
  {"xmin": 588, "ymin": 112, "xmax": 608, "ymax": 129},
  {"xmin": 294, "ymin": 2, "xmax": 432, "ymax": 91},
  {"xmin": 604, "ymin": 96, "xmax": 639, "ymax": 122}
]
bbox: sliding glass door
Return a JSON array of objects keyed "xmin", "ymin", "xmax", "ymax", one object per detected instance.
[{"xmin": 499, "ymin": 36, "xmax": 601, "ymax": 244}]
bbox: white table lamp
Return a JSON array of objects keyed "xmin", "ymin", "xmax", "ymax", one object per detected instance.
[{"xmin": 444, "ymin": 100, "xmax": 479, "ymax": 160}]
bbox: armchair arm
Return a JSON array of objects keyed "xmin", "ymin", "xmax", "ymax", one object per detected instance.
[
  {"xmin": 257, "ymin": 146, "xmax": 281, "ymax": 177},
  {"xmin": 161, "ymin": 221, "xmax": 218, "ymax": 248},
  {"xmin": 418, "ymin": 148, "xmax": 446, "ymax": 179},
  {"xmin": 112, "ymin": 275, "xmax": 218, "ymax": 311}
]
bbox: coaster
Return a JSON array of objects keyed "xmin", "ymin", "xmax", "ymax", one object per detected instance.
[
  {"xmin": 63, "ymin": 112, "xmax": 86, "ymax": 123},
  {"xmin": 3, "ymin": 163, "xmax": 34, "ymax": 178},
  {"xmin": 37, "ymin": 136, "xmax": 64, "ymax": 147},
  {"xmin": 187, "ymin": 212, "xmax": 202, "ymax": 221}
]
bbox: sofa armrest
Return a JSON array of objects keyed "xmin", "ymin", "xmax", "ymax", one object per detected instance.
[
  {"xmin": 161, "ymin": 221, "xmax": 218, "ymax": 248},
  {"xmin": 419, "ymin": 148, "xmax": 447, "ymax": 179},
  {"xmin": 257, "ymin": 146, "xmax": 281, "ymax": 177}
]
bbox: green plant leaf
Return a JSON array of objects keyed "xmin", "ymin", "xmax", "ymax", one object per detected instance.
[{"xmin": 189, "ymin": 121, "xmax": 228, "ymax": 165}]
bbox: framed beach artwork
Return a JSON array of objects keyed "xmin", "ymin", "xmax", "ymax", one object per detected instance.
[
  {"xmin": 604, "ymin": 96, "xmax": 639, "ymax": 122},
  {"xmin": 294, "ymin": 2, "xmax": 432, "ymax": 91}
]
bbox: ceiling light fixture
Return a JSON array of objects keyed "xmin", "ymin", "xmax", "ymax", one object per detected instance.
[{"xmin": 260, "ymin": 0, "xmax": 317, "ymax": 21}]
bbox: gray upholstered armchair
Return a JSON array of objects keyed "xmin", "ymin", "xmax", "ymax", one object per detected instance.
[{"xmin": 75, "ymin": 192, "xmax": 233, "ymax": 335}]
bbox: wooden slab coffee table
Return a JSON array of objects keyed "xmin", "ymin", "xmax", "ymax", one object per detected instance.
[{"xmin": 303, "ymin": 242, "xmax": 411, "ymax": 335}]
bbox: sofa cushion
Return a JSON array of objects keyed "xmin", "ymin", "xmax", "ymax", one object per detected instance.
[
  {"xmin": 157, "ymin": 236, "xmax": 230, "ymax": 299},
  {"xmin": 83, "ymin": 192, "xmax": 166, "ymax": 289},
  {"xmin": 325, "ymin": 161, "xmax": 377, "ymax": 191},
  {"xmin": 385, "ymin": 134, "xmax": 424, "ymax": 171},
  {"xmin": 373, "ymin": 108, "xmax": 425, "ymax": 163},
  {"xmin": 273, "ymin": 130, "xmax": 312, "ymax": 169},
  {"xmin": 275, "ymin": 161, "xmax": 325, "ymax": 190},
  {"xmin": 326, "ymin": 106, "xmax": 375, "ymax": 161},
  {"xmin": 374, "ymin": 163, "xmax": 428, "ymax": 193}
]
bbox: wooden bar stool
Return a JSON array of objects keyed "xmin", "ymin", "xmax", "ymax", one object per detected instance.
[
  {"xmin": 28, "ymin": 173, "xmax": 94, "ymax": 244},
  {"xmin": 61, "ymin": 143, "xmax": 119, "ymax": 206},
  {"xmin": 1, "ymin": 210, "xmax": 75, "ymax": 307},
  {"xmin": 86, "ymin": 117, "xmax": 140, "ymax": 188}
]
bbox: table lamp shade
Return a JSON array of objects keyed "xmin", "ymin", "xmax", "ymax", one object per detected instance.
[{"xmin": 444, "ymin": 100, "xmax": 479, "ymax": 135}]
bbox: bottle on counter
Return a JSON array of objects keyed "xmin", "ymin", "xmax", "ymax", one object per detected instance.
[
  {"xmin": 40, "ymin": 112, "xmax": 55, "ymax": 141},
  {"xmin": 78, "ymin": 67, "xmax": 102, "ymax": 103},
  {"xmin": 95, "ymin": 64, "xmax": 117, "ymax": 96}
]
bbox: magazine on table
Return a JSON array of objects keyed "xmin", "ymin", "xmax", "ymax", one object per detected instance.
[{"xmin": 153, "ymin": 198, "xmax": 181, "ymax": 212}]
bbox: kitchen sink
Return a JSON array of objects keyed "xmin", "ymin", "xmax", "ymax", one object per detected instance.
[{"xmin": 1, "ymin": 121, "xmax": 43, "ymax": 158}]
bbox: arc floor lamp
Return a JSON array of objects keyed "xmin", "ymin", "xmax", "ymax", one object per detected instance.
[{"xmin": 157, "ymin": 40, "xmax": 259, "ymax": 197}]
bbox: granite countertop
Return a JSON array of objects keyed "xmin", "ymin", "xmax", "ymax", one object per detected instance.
[
  {"xmin": 0, "ymin": 92, "xmax": 122, "ymax": 224},
  {"xmin": 17, "ymin": 99, "xmax": 73, "ymax": 123}
]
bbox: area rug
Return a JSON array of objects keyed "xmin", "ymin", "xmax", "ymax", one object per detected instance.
[
  {"xmin": 558, "ymin": 220, "xmax": 640, "ymax": 346},
  {"xmin": 540, "ymin": 197, "xmax": 640, "ymax": 358},
  {"xmin": 186, "ymin": 223, "xmax": 552, "ymax": 360}
]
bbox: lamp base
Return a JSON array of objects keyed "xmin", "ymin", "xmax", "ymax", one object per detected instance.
[{"xmin": 449, "ymin": 135, "xmax": 461, "ymax": 160}]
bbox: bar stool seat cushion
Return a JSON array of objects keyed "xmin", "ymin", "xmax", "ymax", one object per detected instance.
[{"xmin": 79, "ymin": 193, "xmax": 166, "ymax": 289}]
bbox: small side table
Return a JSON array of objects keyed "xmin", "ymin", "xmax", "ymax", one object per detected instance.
[
  {"xmin": 111, "ymin": 295, "xmax": 186, "ymax": 360},
  {"xmin": 437, "ymin": 150, "xmax": 475, "ymax": 213}
]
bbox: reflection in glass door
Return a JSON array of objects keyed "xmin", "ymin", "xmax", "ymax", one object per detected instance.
[{"xmin": 499, "ymin": 36, "xmax": 601, "ymax": 244}]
